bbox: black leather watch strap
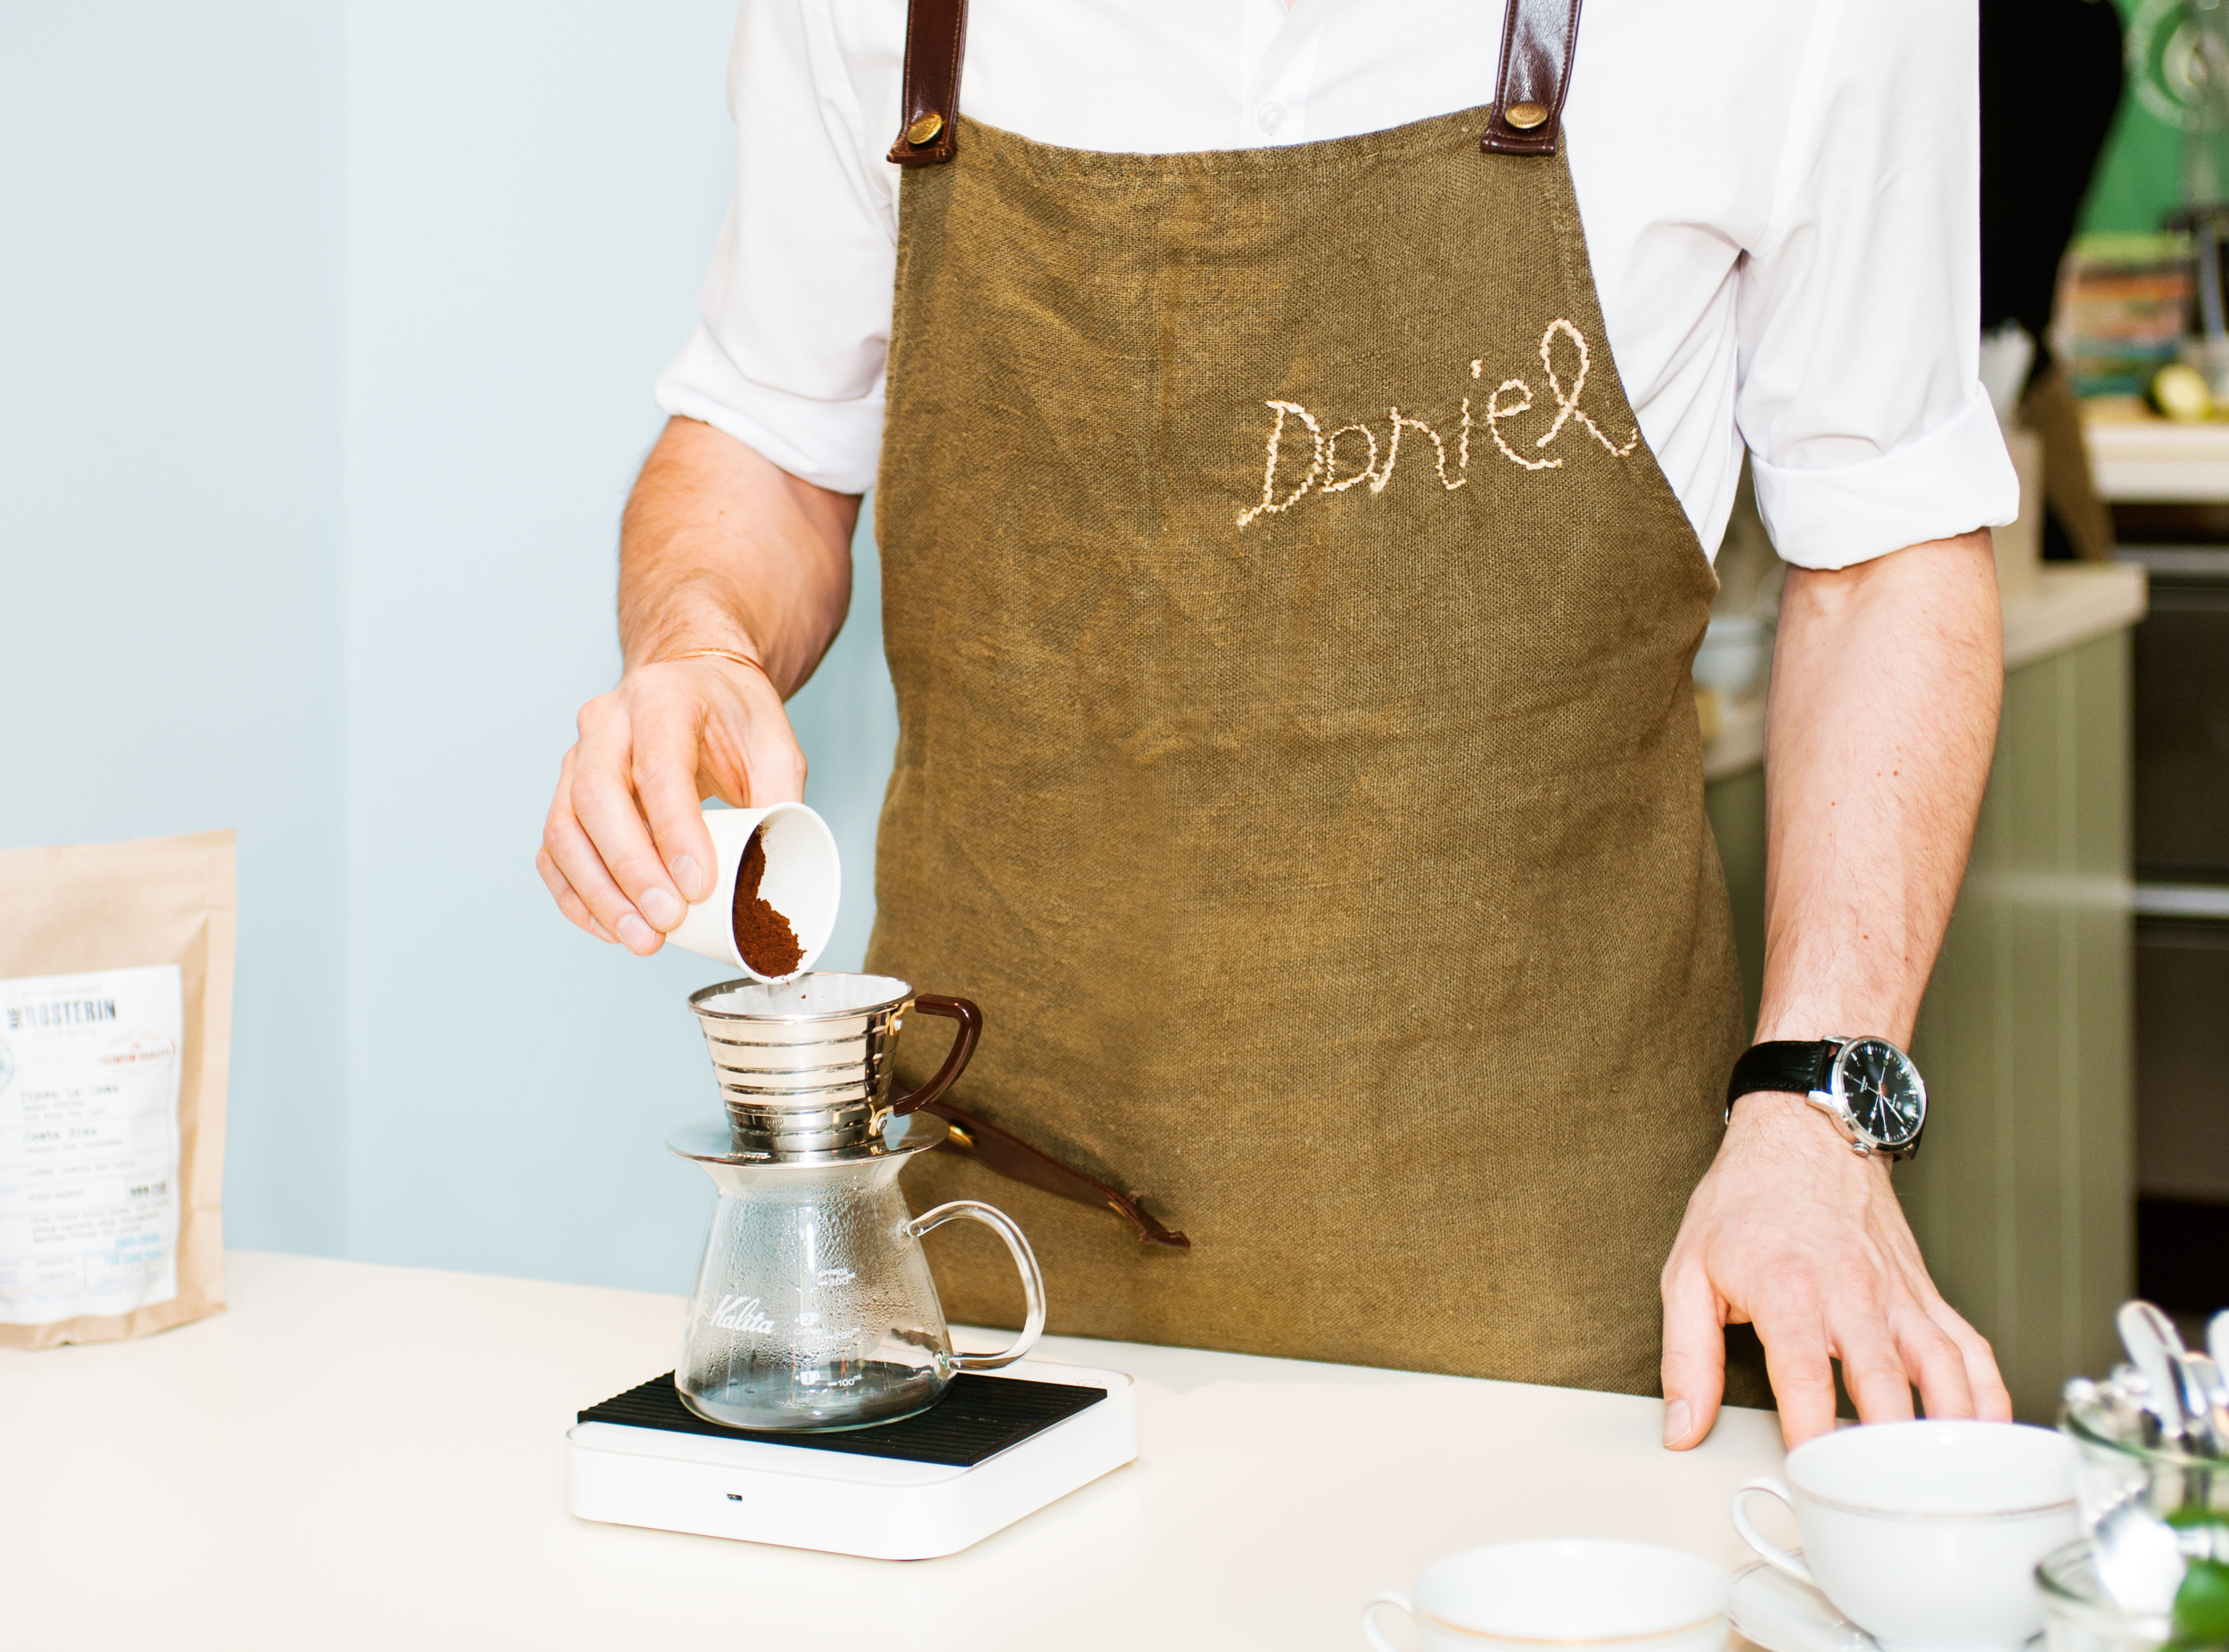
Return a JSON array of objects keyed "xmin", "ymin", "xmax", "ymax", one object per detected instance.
[{"xmin": 1725, "ymin": 1040, "xmax": 1838, "ymax": 1113}]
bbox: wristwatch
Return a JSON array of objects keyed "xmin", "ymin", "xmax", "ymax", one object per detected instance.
[{"xmin": 1723, "ymin": 1038, "xmax": 1927, "ymax": 1158}]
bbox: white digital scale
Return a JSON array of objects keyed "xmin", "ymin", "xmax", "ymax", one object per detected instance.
[{"xmin": 567, "ymin": 1357, "xmax": 1136, "ymax": 1560}]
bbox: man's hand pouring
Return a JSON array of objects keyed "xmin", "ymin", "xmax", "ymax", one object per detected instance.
[{"xmin": 536, "ymin": 417, "xmax": 858, "ymax": 956}]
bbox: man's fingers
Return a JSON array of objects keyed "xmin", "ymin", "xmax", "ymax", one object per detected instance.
[
  {"xmin": 544, "ymin": 789, "xmax": 664, "ymax": 956},
  {"xmin": 1925, "ymin": 1296, "xmax": 2013, "ymax": 1421},
  {"xmin": 1756, "ymin": 1309, "xmax": 1840, "ymax": 1446},
  {"xmin": 1893, "ymin": 1301, "xmax": 1977, "ymax": 1421},
  {"xmin": 535, "ymin": 847, "xmax": 616, "ymax": 943},
  {"xmin": 536, "ymin": 751, "xmax": 614, "ymax": 942},
  {"xmin": 1659, "ymin": 1262, "xmax": 1726, "ymax": 1450},
  {"xmin": 1830, "ymin": 1308, "xmax": 1918, "ymax": 1426},
  {"xmin": 633, "ymin": 709, "xmax": 718, "ymax": 908},
  {"xmin": 570, "ymin": 715, "xmax": 687, "ymax": 941}
]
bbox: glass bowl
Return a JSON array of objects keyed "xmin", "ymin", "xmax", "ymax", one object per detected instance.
[
  {"xmin": 2037, "ymin": 1542, "xmax": 2172, "ymax": 1652},
  {"xmin": 2063, "ymin": 1397, "xmax": 2229, "ymax": 1534}
]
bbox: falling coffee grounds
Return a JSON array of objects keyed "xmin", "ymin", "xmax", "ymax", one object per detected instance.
[{"xmin": 731, "ymin": 826, "xmax": 804, "ymax": 976}]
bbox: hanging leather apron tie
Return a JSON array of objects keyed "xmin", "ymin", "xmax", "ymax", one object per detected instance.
[{"xmin": 868, "ymin": 0, "xmax": 1748, "ymax": 1397}]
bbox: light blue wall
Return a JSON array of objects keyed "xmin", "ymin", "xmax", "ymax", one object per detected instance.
[
  {"xmin": 4, "ymin": 2, "xmax": 900, "ymax": 1294},
  {"xmin": 0, "ymin": 4, "xmax": 350, "ymax": 1254}
]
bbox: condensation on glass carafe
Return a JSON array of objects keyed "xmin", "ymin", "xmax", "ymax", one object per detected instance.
[{"xmin": 678, "ymin": 1158, "xmax": 955, "ymax": 1432}]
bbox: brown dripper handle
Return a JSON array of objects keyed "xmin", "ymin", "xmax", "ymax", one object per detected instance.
[{"xmin": 887, "ymin": 995, "xmax": 983, "ymax": 1117}]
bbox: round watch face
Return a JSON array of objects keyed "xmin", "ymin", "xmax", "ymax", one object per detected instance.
[{"xmin": 1834, "ymin": 1038, "xmax": 1926, "ymax": 1149}]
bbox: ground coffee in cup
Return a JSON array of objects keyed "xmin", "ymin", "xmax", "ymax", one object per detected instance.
[{"xmin": 730, "ymin": 826, "xmax": 803, "ymax": 977}]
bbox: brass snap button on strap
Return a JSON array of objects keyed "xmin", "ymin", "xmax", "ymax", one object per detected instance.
[
  {"xmin": 1504, "ymin": 101, "xmax": 1548, "ymax": 130},
  {"xmin": 906, "ymin": 111, "xmax": 945, "ymax": 146}
]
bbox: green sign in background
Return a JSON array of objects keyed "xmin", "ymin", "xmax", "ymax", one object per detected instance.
[{"xmin": 2082, "ymin": 0, "xmax": 2200, "ymax": 235}]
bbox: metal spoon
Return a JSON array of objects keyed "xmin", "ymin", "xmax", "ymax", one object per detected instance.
[
  {"xmin": 2184, "ymin": 1350, "xmax": 2229, "ymax": 1459},
  {"xmin": 2118, "ymin": 1300, "xmax": 2197, "ymax": 1451},
  {"xmin": 2092, "ymin": 1492, "xmax": 2190, "ymax": 1615}
]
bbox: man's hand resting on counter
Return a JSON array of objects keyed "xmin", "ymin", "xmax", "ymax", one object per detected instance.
[
  {"xmin": 1659, "ymin": 529, "xmax": 2014, "ymax": 1450},
  {"xmin": 537, "ymin": 418, "xmax": 858, "ymax": 955},
  {"xmin": 1660, "ymin": 1093, "xmax": 2011, "ymax": 1448}
]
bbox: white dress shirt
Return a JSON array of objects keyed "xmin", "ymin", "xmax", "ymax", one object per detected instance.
[{"xmin": 654, "ymin": 0, "xmax": 2018, "ymax": 569}]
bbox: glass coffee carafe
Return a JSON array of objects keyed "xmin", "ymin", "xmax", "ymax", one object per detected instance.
[{"xmin": 670, "ymin": 974, "xmax": 1047, "ymax": 1432}]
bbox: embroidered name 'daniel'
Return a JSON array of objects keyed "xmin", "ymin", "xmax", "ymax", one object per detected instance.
[{"xmin": 1236, "ymin": 318, "xmax": 1640, "ymax": 529}]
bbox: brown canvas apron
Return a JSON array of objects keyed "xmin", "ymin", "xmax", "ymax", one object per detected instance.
[{"xmin": 865, "ymin": 0, "xmax": 1748, "ymax": 1396}]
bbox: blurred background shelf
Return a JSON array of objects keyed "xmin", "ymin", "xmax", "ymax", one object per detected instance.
[
  {"xmin": 2089, "ymin": 415, "xmax": 2229, "ymax": 502},
  {"xmin": 2111, "ymin": 544, "xmax": 2229, "ymax": 1321}
]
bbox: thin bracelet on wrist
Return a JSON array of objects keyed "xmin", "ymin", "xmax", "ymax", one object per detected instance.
[{"xmin": 651, "ymin": 647, "xmax": 777, "ymax": 689}]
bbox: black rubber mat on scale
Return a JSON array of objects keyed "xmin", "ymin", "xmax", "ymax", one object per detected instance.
[{"xmin": 578, "ymin": 1372, "xmax": 1105, "ymax": 1467}]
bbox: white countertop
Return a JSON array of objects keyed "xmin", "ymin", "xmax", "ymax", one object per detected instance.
[
  {"xmin": 2086, "ymin": 415, "xmax": 2229, "ymax": 503},
  {"xmin": 1699, "ymin": 563, "xmax": 2147, "ymax": 783},
  {"xmin": 0, "ymin": 1251, "xmax": 1785, "ymax": 1650},
  {"xmin": 1999, "ymin": 563, "xmax": 2147, "ymax": 672}
]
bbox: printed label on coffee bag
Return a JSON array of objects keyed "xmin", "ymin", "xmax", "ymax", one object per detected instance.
[{"xmin": 0, "ymin": 966, "xmax": 184, "ymax": 1324}]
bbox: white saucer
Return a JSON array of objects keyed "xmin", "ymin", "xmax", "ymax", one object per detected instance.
[
  {"xmin": 1728, "ymin": 1564, "xmax": 2044, "ymax": 1652},
  {"xmin": 1729, "ymin": 1561, "xmax": 1875, "ymax": 1652}
]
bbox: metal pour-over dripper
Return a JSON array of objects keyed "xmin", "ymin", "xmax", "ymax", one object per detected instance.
[{"xmin": 687, "ymin": 974, "xmax": 980, "ymax": 1156}]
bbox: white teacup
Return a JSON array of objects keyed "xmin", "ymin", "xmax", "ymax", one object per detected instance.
[
  {"xmin": 1731, "ymin": 1420, "xmax": 2079, "ymax": 1652},
  {"xmin": 1362, "ymin": 1540, "xmax": 1730, "ymax": 1652}
]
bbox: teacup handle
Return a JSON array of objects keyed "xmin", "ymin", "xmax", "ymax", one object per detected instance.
[
  {"xmin": 1361, "ymin": 1590, "xmax": 1415, "ymax": 1652},
  {"xmin": 887, "ymin": 996, "xmax": 983, "ymax": 1118},
  {"xmin": 1731, "ymin": 1475, "xmax": 1816, "ymax": 1587},
  {"xmin": 908, "ymin": 1200, "xmax": 1048, "ymax": 1372}
]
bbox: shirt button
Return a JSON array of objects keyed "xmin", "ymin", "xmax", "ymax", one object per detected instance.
[{"xmin": 1255, "ymin": 103, "xmax": 1287, "ymax": 136}]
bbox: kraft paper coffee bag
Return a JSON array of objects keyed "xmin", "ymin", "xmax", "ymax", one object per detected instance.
[{"xmin": 0, "ymin": 831, "xmax": 234, "ymax": 1347}]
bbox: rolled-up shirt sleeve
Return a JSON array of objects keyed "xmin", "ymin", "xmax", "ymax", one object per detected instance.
[
  {"xmin": 1735, "ymin": 0, "xmax": 2018, "ymax": 570},
  {"xmin": 654, "ymin": 0, "xmax": 902, "ymax": 496}
]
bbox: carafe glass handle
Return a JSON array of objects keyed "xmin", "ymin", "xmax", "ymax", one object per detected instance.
[
  {"xmin": 887, "ymin": 995, "xmax": 982, "ymax": 1117},
  {"xmin": 906, "ymin": 1199, "xmax": 1047, "ymax": 1372}
]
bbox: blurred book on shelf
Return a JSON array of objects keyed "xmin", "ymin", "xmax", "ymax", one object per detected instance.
[{"xmin": 2055, "ymin": 233, "xmax": 2194, "ymax": 399}]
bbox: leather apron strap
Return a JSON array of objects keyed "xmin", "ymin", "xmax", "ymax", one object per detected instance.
[
  {"xmin": 1483, "ymin": 0, "xmax": 1585, "ymax": 153},
  {"xmin": 888, "ymin": 0, "xmax": 1587, "ymax": 167},
  {"xmin": 928, "ymin": 1098, "xmax": 1190, "ymax": 1249},
  {"xmin": 888, "ymin": 0, "xmax": 967, "ymax": 166}
]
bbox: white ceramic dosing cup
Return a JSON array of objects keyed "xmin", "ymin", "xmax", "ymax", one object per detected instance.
[
  {"xmin": 1361, "ymin": 1541, "xmax": 1731, "ymax": 1652},
  {"xmin": 663, "ymin": 802, "xmax": 841, "ymax": 982},
  {"xmin": 1730, "ymin": 1420, "xmax": 2079, "ymax": 1652}
]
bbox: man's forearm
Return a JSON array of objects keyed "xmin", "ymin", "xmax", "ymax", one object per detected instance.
[
  {"xmin": 1656, "ymin": 530, "xmax": 2009, "ymax": 1450},
  {"xmin": 619, "ymin": 416, "xmax": 860, "ymax": 696},
  {"xmin": 538, "ymin": 417, "xmax": 859, "ymax": 952},
  {"xmin": 1756, "ymin": 530, "xmax": 2003, "ymax": 1046}
]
